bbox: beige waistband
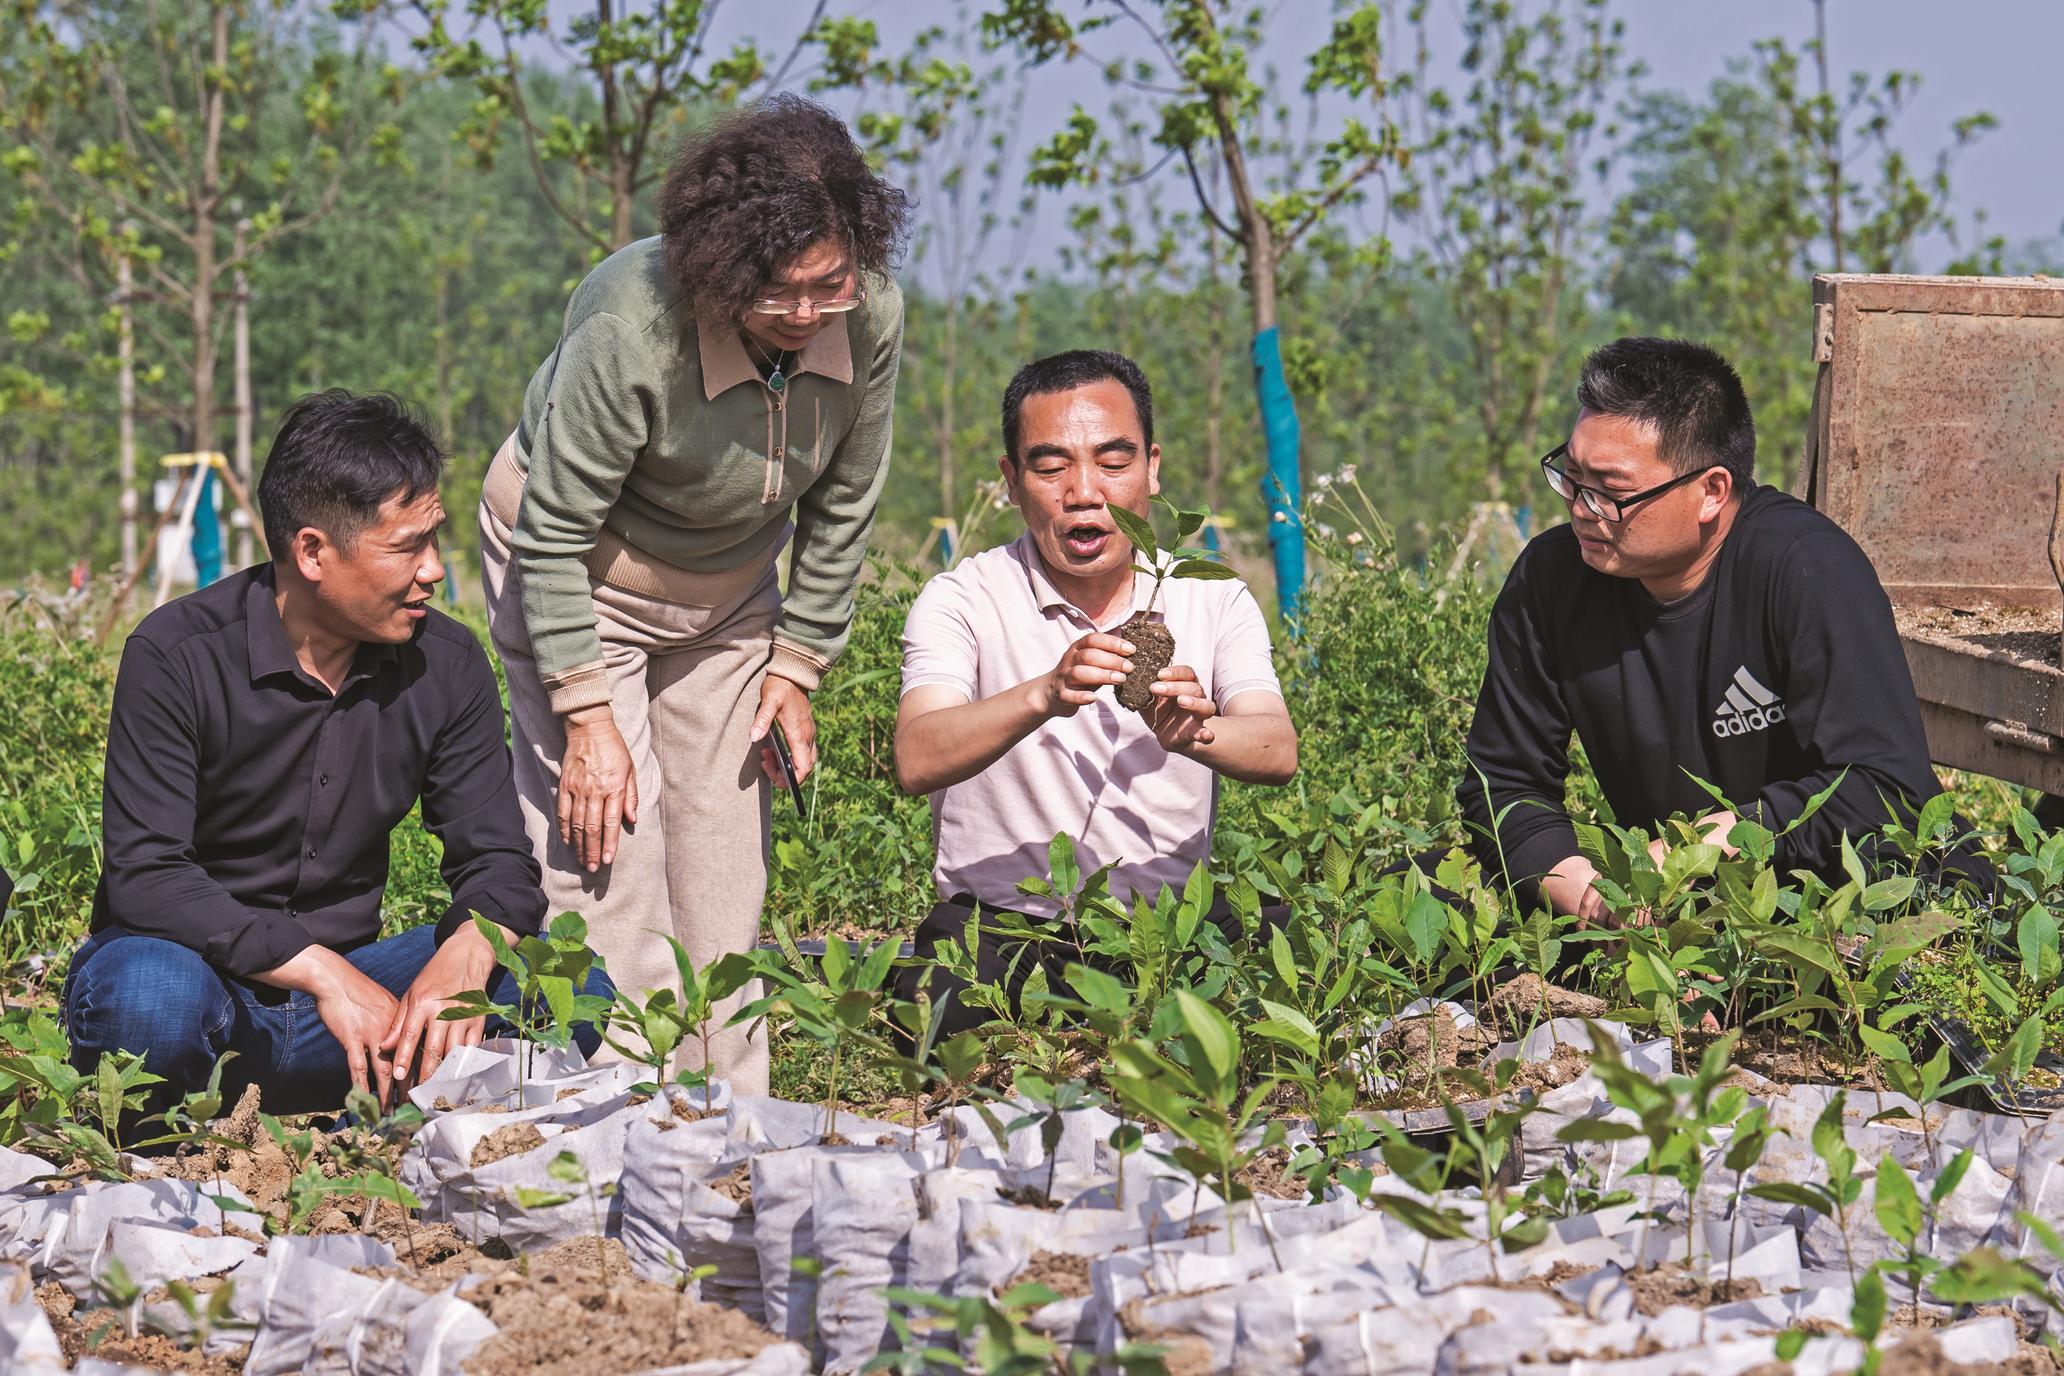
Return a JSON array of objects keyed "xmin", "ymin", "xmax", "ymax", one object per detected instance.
[{"xmin": 482, "ymin": 430, "xmax": 785, "ymax": 608}]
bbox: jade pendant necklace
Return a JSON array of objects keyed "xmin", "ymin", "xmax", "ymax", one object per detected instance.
[{"xmin": 749, "ymin": 338, "xmax": 793, "ymax": 395}]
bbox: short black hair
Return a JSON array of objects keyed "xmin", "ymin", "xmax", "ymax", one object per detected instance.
[
  {"xmin": 1001, "ymin": 350, "xmax": 1155, "ymax": 460},
  {"xmin": 1575, "ymin": 336, "xmax": 1756, "ymax": 486},
  {"xmin": 258, "ymin": 390, "xmax": 444, "ymax": 556},
  {"xmin": 658, "ymin": 92, "xmax": 914, "ymax": 323}
]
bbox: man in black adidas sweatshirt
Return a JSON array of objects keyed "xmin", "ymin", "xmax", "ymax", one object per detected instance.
[{"xmin": 1458, "ymin": 336, "xmax": 1988, "ymax": 922}]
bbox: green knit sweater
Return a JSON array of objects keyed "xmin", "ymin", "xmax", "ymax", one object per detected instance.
[{"xmin": 508, "ymin": 237, "xmax": 903, "ymax": 709}]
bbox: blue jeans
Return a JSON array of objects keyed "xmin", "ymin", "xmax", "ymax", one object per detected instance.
[{"xmin": 62, "ymin": 924, "xmax": 615, "ymax": 1119}]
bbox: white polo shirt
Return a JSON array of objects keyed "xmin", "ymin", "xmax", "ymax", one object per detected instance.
[{"xmin": 899, "ymin": 533, "xmax": 1283, "ymax": 916}]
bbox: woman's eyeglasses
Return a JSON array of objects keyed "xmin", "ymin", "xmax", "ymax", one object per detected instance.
[{"xmin": 749, "ymin": 290, "xmax": 866, "ymax": 317}]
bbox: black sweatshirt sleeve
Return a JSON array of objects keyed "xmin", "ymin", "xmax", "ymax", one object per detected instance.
[
  {"xmin": 421, "ymin": 636, "xmax": 548, "ymax": 944},
  {"xmin": 1457, "ymin": 548, "xmax": 1582, "ymax": 895},
  {"xmin": 99, "ymin": 636, "xmax": 316, "ymax": 976},
  {"xmin": 1754, "ymin": 529, "xmax": 1943, "ymax": 873}
]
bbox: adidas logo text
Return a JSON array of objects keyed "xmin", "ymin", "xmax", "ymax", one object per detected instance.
[{"xmin": 1712, "ymin": 665, "xmax": 1786, "ymax": 738}]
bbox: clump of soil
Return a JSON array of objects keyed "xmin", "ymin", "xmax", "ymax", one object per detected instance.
[
  {"xmin": 1114, "ymin": 616, "xmax": 1175, "ymax": 712},
  {"xmin": 671, "ymin": 1098, "xmax": 711, "ymax": 1125},
  {"xmin": 36, "ymin": 1279, "xmax": 249, "ymax": 1375},
  {"xmin": 1235, "ymin": 1148, "xmax": 1310, "ymax": 1201},
  {"xmin": 819, "ymin": 1131, "xmax": 854, "ymax": 1147},
  {"xmin": 996, "ymin": 1183, "xmax": 1061, "ymax": 1210},
  {"xmin": 1013, "ymin": 1250, "xmax": 1094, "ymax": 1299},
  {"xmin": 1484, "ymin": 974, "xmax": 1609, "ymax": 1031},
  {"xmin": 710, "ymin": 1163, "xmax": 754, "ymax": 1210},
  {"xmin": 461, "ymin": 1237, "xmax": 783, "ymax": 1376},
  {"xmin": 1506, "ymin": 1043, "xmax": 1594, "ymax": 1094},
  {"xmin": 156, "ymin": 1082, "xmax": 308, "ymax": 1230},
  {"xmin": 470, "ymin": 1122, "xmax": 547, "ymax": 1167},
  {"xmin": 1374, "ymin": 1008, "xmax": 1496, "ymax": 1070},
  {"xmin": 1625, "ymin": 1262, "xmax": 1763, "ymax": 1317}
]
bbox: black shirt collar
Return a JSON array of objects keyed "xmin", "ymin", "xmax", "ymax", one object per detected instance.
[{"xmin": 244, "ymin": 564, "xmax": 399, "ymax": 689}]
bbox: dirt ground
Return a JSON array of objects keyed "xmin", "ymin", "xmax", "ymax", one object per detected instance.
[{"xmin": 454, "ymin": 1237, "xmax": 788, "ymax": 1376}]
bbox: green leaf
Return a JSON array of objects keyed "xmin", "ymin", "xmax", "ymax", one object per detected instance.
[
  {"xmin": 1372, "ymin": 1194, "xmax": 1470, "ymax": 1241},
  {"xmin": 1775, "ymin": 1330, "xmax": 1813, "ymax": 1361},
  {"xmin": 1931, "ymin": 1147, "xmax": 1974, "ymax": 1206},
  {"xmin": 1983, "ymin": 1015, "xmax": 2042, "ymax": 1083},
  {"xmin": 1873, "ymin": 1155, "xmax": 1921, "ymax": 1248},
  {"xmin": 1860, "ymin": 876, "xmax": 1917, "ymax": 911},
  {"xmin": 1249, "ymin": 1001, "xmax": 1320, "ymax": 1058},
  {"xmin": 1748, "ymin": 1181, "xmax": 1834, "ymax": 1216},
  {"xmin": 2016, "ymin": 903, "xmax": 2060, "ymax": 985},
  {"xmin": 1174, "ymin": 991, "xmax": 1239, "ymax": 1101},
  {"xmin": 1106, "ymin": 504, "xmax": 1158, "ymax": 560},
  {"xmin": 1169, "ymin": 559, "xmax": 1239, "ymax": 580},
  {"xmin": 512, "ymin": 1187, "xmax": 574, "ymax": 1209},
  {"xmin": 1851, "ymin": 1265, "xmax": 1887, "ymax": 1342}
]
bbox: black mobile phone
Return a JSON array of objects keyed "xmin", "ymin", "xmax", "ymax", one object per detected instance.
[{"xmin": 769, "ymin": 721, "xmax": 803, "ymax": 811}]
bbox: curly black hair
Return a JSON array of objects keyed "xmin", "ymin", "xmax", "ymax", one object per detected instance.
[{"xmin": 658, "ymin": 93, "xmax": 913, "ymax": 323}]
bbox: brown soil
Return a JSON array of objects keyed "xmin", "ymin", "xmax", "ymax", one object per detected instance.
[
  {"xmin": 469, "ymin": 1123, "xmax": 546, "ymax": 1168},
  {"xmin": 156, "ymin": 1083, "xmax": 308, "ymax": 1230},
  {"xmin": 1899, "ymin": 604, "xmax": 2063, "ymax": 671},
  {"xmin": 1625, "ymin": 1262, "xmax": 1763, "ymax": 1317},
  {"xmin": 1484, "ymin": 974, "xmax": 1609, "ymax": 1031},
  {"xmin": 461, "ymin": 1237, "xmax": 783, "ymax": 1376},
  {"xmin": 1879, "ymin": 1331, "xmax": 2064, "ymax": 1376},
  {"xmin": 1114, "ymin": 616, "xmax": 1175, "ymax": 712},
  {"xmin": 819, "ymin": 1131, "xmax": 854, "ymax": 1147},
  {"xmin": 670, "ymin": 1098, "xmax": 711, "ymax": 1125},
  {"xmin": 37, "ymin": 1279, "xmax": 249, "ymax": 1374},
  {"xmin": 1505, "ymin": 1043, "xmax": 1594, "ymax": 1093},
  {"xmin": 996, "ymin": 1183, "xmax": 1061, "ymax": 1210},
  {"xmin": 1235, "ymin": 1148, "xmax": 1310, "ymax": 1201},
  {"xmin": 1374, "ymin": 1008, "xmax": 1497, "ymax": 1070},
  {"xmin": 710, "ymin": 1163, "xmax": 754, "ymax": 1210},
  {"xmin": 1013, "ymin": 1250, "xmax": 1094, "ymax": 1299}
]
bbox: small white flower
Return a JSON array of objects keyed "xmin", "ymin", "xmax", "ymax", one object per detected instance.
[
  {"xmin": 1339, "ymin": 464, "xmax": 1357, "ymax": 484},
  {"xmin": 1272, "ymin": 510, "xmax": 1289, "ymax": 523},
  {"xmin": 1316, "ymin": 523, "xmax": 1336, "ymax": 539},
  {"xmin": 1346, "ymin": 530, "xmax": 1364, "ymax": 546},
  {"xmin": 1315, "ymin": 472, "xmax": 1334, "ymax": 488}
]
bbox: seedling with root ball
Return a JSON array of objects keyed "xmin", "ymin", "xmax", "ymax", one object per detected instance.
[{"xmin": 1103, "ymin": 498, "xmax": 1238, "ymax": 712}]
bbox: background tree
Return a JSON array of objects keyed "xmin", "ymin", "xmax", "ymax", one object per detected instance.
[
  {"xmin": 387, "ymin": 0, "xmax": 858, "ymax": 254},
  {"xmin": 1387, "ymin": 0, "xmax": 1631, "ymax": 501},
  {"xmin": 982, "ymin": 0, "xmax": 1405, "ymax": 620},
  {"xmin": 1, "ymin": 0, "xmax": 402, "ymax": 574}
]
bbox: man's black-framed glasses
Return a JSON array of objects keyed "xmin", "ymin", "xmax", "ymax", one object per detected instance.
[{"xmin": 1540, "ymin": 444, "xmax": 1710, "ymax": 524}]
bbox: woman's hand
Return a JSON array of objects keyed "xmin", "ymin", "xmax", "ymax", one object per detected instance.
[
  {"xmin": 558, "ymin": 704, "xmax": 638, "ymax": 872},
  {"xmin": 751, "ymin": 676, "xmax": 817, "ymax": 788}
]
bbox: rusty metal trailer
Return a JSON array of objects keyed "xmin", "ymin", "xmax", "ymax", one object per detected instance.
[{"xmin": 1803, "ymin": 273, "xmax": 2064, "ymax": 794}]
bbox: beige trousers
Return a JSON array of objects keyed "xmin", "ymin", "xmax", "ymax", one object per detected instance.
[{"xmin": 478, "ymin": 482, "xmax": 777, "ymax": 1096}]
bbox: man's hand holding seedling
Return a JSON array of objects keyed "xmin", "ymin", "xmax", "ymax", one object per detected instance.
[
  {"xmin": 1040, "ymin": 631, "xmax": 1137, "ymax": 717},
  {"xmin": 1145, "ymin": 662, "xmax": 1217, "ymax": 753}
]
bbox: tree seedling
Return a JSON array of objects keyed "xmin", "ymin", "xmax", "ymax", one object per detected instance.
[
  {"xmin": 442, "ymin": 912, "xmax": 613, "ymax": 1087},
  {"xmin": 1104, "ymin": 498, "xmax": 1237, "ymax": 712}
]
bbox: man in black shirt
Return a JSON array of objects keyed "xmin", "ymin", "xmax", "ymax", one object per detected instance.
[
  {"xmin": 1459, "ymin": 336, "xmax": 1987, "ymax": 921},
  {"xmin": 66, "ymin": 391, "xmax": 612, "ymax": 1116}
]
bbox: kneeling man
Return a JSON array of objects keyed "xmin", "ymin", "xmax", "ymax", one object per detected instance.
[
  {"xmin": 1460, "ymin": 336, "xmax": 1988, "ymax": 922},
  {"xmin": 894, "ymin": 350, "xmax": 1297, "ymax": 1032},
  {"xmin": 67, "ymin": 391, "xmax": 612, "ymax": 1117}
]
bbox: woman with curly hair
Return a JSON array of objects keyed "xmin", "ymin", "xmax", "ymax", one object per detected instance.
[{"xmin": 478, "ymin": 94, "xmax": 911, "ymax": 1092}]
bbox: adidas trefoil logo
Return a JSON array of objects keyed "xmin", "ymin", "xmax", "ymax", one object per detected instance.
[{"xmin": 1712, "ymin": 666, "xmax": 1787, "ymax": 738}]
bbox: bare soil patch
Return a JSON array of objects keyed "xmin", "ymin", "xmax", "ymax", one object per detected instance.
[
  {"xmin": 469, "ymin": 1123, "xmax": 546, "ymax": 1168},
  {"xmin": 1374, "ymin": 1008, "xmax": 1496, "ymax": 1069},
  {"xmin": 37, "ymin": 1279, "xmax": 249, "ymax": 1374},
  {"xmin": 1625, "ymin": 1262, "xmax": 1763, "ymax": 1317},
  {"xmin": 1013, "ymin": 1249, "xmax": 1093, "ymax": 1299},
  {"xmin": 460, "ymin": 1237, "xmax": 785, "ymax": 1376}
]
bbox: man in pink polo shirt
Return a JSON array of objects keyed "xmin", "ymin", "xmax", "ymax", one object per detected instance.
[{"xmin": 893, "ymin": 350, "xmax": 1298, "ymax": 1034}]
